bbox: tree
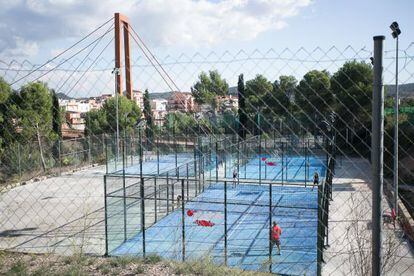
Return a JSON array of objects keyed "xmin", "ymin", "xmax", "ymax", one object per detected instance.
[
  {"xmin": 331, "ymin": 61, "xmax": 372, "ymax": 154},
  {"xmin": 102, "ymin": 96, "xmax": 142, "ymax": 135},
  {"xmin": 51, "ymin": 90, "xmax": 62, "ymax": 160},
  {"xmin": 14, "ymin": 82, "xmax": 54, "ymax": 172},
  {"xmin": 267, "ymin": 75, "xmax": 298, "ymax": 135},
  {"xmin": 245, "ymin": 75, "xmax": 273, "ymax": 134},
  {"xmin": 271, "ymin": 75, "xmax": 297, "ymax": 115},
  {"xmin": 245, "ymin": 74, "xmax": 273, "ymax": 113},
  {"xmin": 85, "ymin": 109, "xmax": 107, "ymax": 135},
  {"xmin": 192, "ymin": 70, "xmax": 229, "ymax": 105},
  {"xmin": 237, "ymin": 74, "xmax": 247, "ymax": 139},
  {"xmin": 85, "ymin": 95, "xmax": 141, "ymax": 137},
  {"xmin": 143, "ymin": 89, "xmax": 154, "ymax": 146},
  {"xmin": 296, "ymin": 70, "xmax": 333, "ymax": 134},
  {"xmin": 0, "ymin": 77, "xmax": 12, "ymax": 155}
]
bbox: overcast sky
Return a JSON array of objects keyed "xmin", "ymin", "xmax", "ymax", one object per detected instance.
[
  {"xmin": 0, "ymin": 0, "xmax": 413, "ymax": 96},
  {"xmin": 1, "ymin": 0, "xmax": 413, "ymax": 62}
]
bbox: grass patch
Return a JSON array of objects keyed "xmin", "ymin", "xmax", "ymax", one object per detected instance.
[
  {"xmin": 144, "ymin": 254, "xmax": 162, "ymax": 264},
  {"xmin": 172, "ymin": 258, "xmax": 272, "ymax": 276},
  {"xmin": 5, "ymin": 260, "xmax": 28, "ymax": 276},
  {"xmin": 109, "ymin": 256, "xmax": 144, "ymax": 269},
  {"xmin": 134, "ymin": 264, "xmax": 145, "ymax": 274}
]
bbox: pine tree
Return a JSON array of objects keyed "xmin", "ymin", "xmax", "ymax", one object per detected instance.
[
  {"xmin": 237, "ymin": 74, "xmax": 247, "ymax": 139},
  {"xmin": 143, "ymin": 89, "xmax": 154, "ymax": 146},
  {"xmin": 51, "ymin": 90, "xmax": 62, "ymax": 161}
]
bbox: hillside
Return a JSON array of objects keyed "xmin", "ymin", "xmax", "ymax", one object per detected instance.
[{"xmin": 385, "ymin": 83, "xmax": 414, "ymax": 98}]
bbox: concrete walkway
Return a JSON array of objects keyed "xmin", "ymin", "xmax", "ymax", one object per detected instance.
[
  {"xmin": 322, "ymin": 157, "xmax": 414, "ymax": 275},
  {"xmin": 0, "ymin": 166, "xmax": 107, "ymax": 256}
]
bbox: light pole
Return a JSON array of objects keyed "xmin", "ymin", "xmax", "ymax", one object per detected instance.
[
  {"xmin": 390, "ymin": 21, "xmax": 401, "ymax": 215},
  {"xmin": 112, "ymin": 67, "xmax": 121, "ymax": 163}
]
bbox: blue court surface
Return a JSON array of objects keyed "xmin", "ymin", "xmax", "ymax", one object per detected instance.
[
  {"xmin": 224, "ymin": 155, "xmax": 325, "ymax": 183},
  {"xmin": 109, "ymin": 153, "xmax": 197, "ymax": 176},
  {"xmin": 111, "ymin": 183, "xmax": 318, "ymax": 275}
]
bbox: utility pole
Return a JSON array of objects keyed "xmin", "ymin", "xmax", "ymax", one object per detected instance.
[{"xmin": 390, "ymin": 21, "xmax": 401, "ymax": 216}]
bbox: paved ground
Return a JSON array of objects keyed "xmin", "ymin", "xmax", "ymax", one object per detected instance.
[
  {"xmin": 1, "ymin": 157, "xmax": 413, "ymax": 275},
  {"xmin": 322, "ymin": 157, "xmax": 414, "ymax": 275},
  {"xmin": 0, "ymin": 166, "xmax": 107, "ymax": 255}
]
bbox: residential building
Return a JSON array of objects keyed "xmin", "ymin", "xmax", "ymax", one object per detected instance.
[
  {"xmin": 65, "ymin": 111, "xmax": 85, "ymax": 131},
  {"xmin": 133, "ymin": 90, "xmax": 144, "ymax": 109},
  {"xmin": 216, "ymin": 95, "xmax": 238, "ymax": 113},
  {"xmin": 167, "ymin": 92, "xmax": 195, "ymax": 113},
  {"xmin": 151, "ymin": 98, "xmax": 168, "ymax": 126}
]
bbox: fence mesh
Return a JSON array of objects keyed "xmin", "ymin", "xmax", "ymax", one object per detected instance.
[{"xmin": 0, "ymin": 17, "xmax": 414, "ymax": 275}]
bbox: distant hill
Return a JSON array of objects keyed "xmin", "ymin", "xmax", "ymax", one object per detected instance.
[
  {"xmin": 228, "ymin": 86, "xmax": 238, "ymax": 96},
  {"xmin": 56, "ymin": 93, "xmax": 72, "ymax": 100},
  {"xmin": 149, "ymin": 92, "xmax": 173, "ymax": 100},
  {"xmin": 385, "ymin": 83, "xmax": 414, "ymax": 98}
]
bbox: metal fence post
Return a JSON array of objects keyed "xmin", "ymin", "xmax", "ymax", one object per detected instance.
[
  {"xmin": 372, "ymin": 35, "xmax": 385, "ymax": 276},
  {"xmin": 88, "ymin": 135, "xmax": 92, "ymax": 165},
  {"xmin": 122, "ymin": 139, "xmax": 127, "ymax": 242},
  {"xmin": 104, "ymin": 175, "xmax": 109, "ymax": 256},
  {"xmin": 166, "ymin": 172, "xmax": 170, "ymax": 214},
  {"xmin": 215, "ymin": 139, "xmax": 218, "ymax": 182},
  {"xmin": 154, "ymin": 177, "xmax": 157, "ymax": 223},
  {"xmin": 317, "ymin": 179, "xmax": 323, "ymax": 276},
  {"xmin": 17, "ymin": 143, "xmax": 22, "ymax": 181},
  {"xmin": 181, "ymin": 178, "xmax": 185, "ymax": 262},
  {"xmin": 281, "ymin": 143, "xmax": 284, "ymax": 185},
  {"xmin": 268, "ymin": 180, "xmax": 273, "ymax": 273},
  {"xmin": 224, "ymin": 180, "xmax": 228, "ymax": 266},
  {"xmin": 157, "ymin": 135, "xmax": 160, "ymax": 175},
  {"xmin": 140, "ymin": 176, "xmax": 146, "ymax": 258}
]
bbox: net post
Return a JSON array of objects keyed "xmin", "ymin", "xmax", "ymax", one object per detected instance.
[
  {"xmin": 104, "ymin": 174, "xmax": 109, "ymax": 256},
  {"xmin": 223, "ymin": 180, "xmax": 228, "ymax": 266},
  {"xmin": 181, "ymin": 178, "xmax": 186, "ymax": 262}
]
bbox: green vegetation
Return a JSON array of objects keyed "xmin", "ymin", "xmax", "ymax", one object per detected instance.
[
  {"xmin": 143, "ymin": 89, "xmax": 154, "ymax": 146},
  {"xmin": 191, "ymin": 70, "xmax": 229, "ymax": 105},
  {"xmin": 0, "ymin": 251, "xmax": 271, "ymax": 276},
  {"xmin": 85, "ymin": 95, "xmax": 141, "ymax": 136}
]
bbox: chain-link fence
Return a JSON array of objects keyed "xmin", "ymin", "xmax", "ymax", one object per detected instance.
[{"xmin": 1, "ymin": 17, "xmax": 414, "ymax": 275}]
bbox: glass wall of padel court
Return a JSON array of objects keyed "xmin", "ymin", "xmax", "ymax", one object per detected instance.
[{"xmin": 103, "ymin": 135, "xmax": 334, "ymax": 275}]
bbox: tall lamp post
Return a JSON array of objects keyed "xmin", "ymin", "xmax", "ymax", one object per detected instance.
[
  {"xmin": 112, "ymin": 67, "xmax": 121, "ymax": 162},
  {"xmin": 390, "ymin": 21, "xmax": 401, "ymax": 215}
]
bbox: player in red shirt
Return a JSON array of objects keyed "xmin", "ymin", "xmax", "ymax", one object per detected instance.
[{"xmin": 271, "ymin": 221, "xmax": 282, "ymax": 255}]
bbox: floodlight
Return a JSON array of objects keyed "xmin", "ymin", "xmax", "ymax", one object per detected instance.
[{"xmin": 390, "ymin": 21, "xmax": 401, "ymax": 38}]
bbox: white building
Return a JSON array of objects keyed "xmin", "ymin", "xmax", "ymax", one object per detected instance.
[{"xmin": 151, "ymin": 98, "xmax": 168, "ymax": 126}]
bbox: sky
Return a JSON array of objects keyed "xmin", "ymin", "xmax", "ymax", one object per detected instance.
[
  {"xmin": 1, "ymin": 0, "xmax": 413, "ymax": 61},
  {"xmin": 0, "ymin": 0, "xmax": 413, "ymax": 96}
]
